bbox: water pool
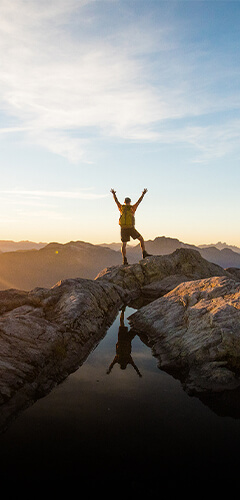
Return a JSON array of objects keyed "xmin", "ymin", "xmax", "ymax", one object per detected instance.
[{"xmin": 1, "ymin": 306, "xmax": 240, "ymax": 492}]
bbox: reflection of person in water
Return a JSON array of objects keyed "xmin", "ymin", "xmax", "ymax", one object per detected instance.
[{"xmin": 107, "ymin": 307, "xmax": 142, "ymax": 377}]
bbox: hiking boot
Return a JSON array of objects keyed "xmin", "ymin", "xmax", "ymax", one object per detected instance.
[
  {"xmin": 123, "ymin": 256, "xmax": 128, "ymax": 265},
  {"xmin": 142, "ymin": 250, "xmax": 152, "ymax": 259}
]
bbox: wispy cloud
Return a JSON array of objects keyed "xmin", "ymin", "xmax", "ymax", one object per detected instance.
[
  {"xmin": 0, "ymin": 0, "xmax": 193, "ymax": 162},
  {"xmin": 0, "ymin": 0, "xmax": 165, "ymax": 161},
  {"xmin": 0, "ymin": 189, "xmax": 108, "ymax": 200},
  {"xmin": 144, "ymin": 119, "xmax": 240, "ymax": 163},
  {"xmin": 0, "ymin": 0, "xmax": 239, "ymax": 164},
  {"xmin": 0, "ymin": 186, "xmax": 107, "ymax": 228},
  {"xmin": 0, "ymin": 126, "xmax": 30, "ymax": 134}
]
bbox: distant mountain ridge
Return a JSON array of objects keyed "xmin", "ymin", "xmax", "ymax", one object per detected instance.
[
  {"xmin": 131, "ymin": 236, "xmax": 240, "ymax": 269},
  {"xmin": 199, "ymin": 241, "xmax": 240, "ymax": 253},
  {"xmin": 102, "ymin": 236, "xmax": 240, "ymax": 269},
  {"xmin": 0, "ymin": 240, "xmax": 46, "ymax": 253},
  {"xmin": 0, "ymin": 240, "xmax": 120, "ymax": 290},
  {"xmin": 101, "ymin": 238, "xmax": 240, "ymax": 255},
  {"xmin": 0, "ymin": 236, "xmax": 240, "ymax": 291}
]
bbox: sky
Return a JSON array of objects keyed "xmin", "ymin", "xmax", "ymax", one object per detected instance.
[{"xmin": 0, "ymin": 0, "xmax": 240, "ymax": 246}]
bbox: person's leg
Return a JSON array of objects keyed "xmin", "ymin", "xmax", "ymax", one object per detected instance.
[
  {"xmin": 137, "ymin": 235, "xmax": 152, "ymax": 259},
  {"xmin": 121, "ymin": 241, "xmax": 127, "ymax": 258},
  {"xmin": 138, "ymin": 235, "xmax": 145, "ymax": 253},
  {"xmin": 121, "ymin": 241, "xmax": 128, "ymax": 264},
  {"xmin": 121, "ymin": 229, "xmax": 130, "ymax": 264}
]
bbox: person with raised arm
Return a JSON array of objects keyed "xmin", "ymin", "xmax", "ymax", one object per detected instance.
[{"xmin": 111, "ymin": 188, "xmax": 151, "ymax": 265}]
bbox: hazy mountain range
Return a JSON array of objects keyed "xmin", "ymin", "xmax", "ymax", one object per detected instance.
[
  {"xmin": 0, "ymin": 240, "xmax": 46, "ymax": 253},
  {"xmin": 199, "ymin": 242, "xmax": 240, "ymax": 253},
  {"xmin": 102, "ymin": 237, "xmax": 240, "ymax": 268},
  {"xmin": 0, "ymin": 236, "xmax": 240, "ymax": 291},
  {"xmin": 0, "ymin": 241, "xmax": 120, "ymax": 290},
  {"xmin": 101, "ymin": 238, "xmax": 240, "ymax": 254}
]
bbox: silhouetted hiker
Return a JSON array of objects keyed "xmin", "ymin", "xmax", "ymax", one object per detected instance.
[
  {"xmin": 110, "ymin": 188, "xmax": 151, "ymax": 265},
  {"xmin": 106, "ymin": 307, "xmax": 142, "ymax": 377}
]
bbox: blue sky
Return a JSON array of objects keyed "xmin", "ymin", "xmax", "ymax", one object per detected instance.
[{"xmin": 0, "ymin": 0, "xmax": 240, "ymax": 246}]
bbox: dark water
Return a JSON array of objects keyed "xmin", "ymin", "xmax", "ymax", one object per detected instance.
[{"xmin": 1, "ymin": 306, "xmax": 240, "ymax": 492}]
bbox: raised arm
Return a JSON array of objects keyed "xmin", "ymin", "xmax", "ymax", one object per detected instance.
[
  {"xmin": 132, "ymin": 188, "xmax": 148, "ymax": 211},
  {"xmin": 110, "ymin": 188, "xmax": 121, "ymax": 210}
]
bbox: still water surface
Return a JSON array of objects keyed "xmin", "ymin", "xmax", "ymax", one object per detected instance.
[{"xmin": 1, "ymin": 307, "xmax": 240, "ymax": 491}]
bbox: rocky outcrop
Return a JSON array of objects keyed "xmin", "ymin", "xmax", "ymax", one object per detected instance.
[
  {"xmin": 0, "ymin": 278, "xmax": 124, "ymax": 430},
  {"xmin": 96, "ymin": 248, "xmax": 232, "ymax": 299},
  {"xmin": 0, "ymin": 248, "xmax": 239, "ymax": 431},
  {"xmin": 129, "ymin": 276, "xmax": 240, "ymax": 394}
]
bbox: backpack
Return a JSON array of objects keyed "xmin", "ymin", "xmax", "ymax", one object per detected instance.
[{"xmin": 119, "ymin": 205, "xmax": 135, "ymax": 228}]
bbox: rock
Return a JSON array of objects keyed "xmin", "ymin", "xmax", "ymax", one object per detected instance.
[
  {"xmin": 0, "ymin": 278, "xmax": 123, "ymax": 430},
  {"xmin": 96, "ymin": 248, "xmax": 231, "ymax": 299},
  {"xmin": 141, "ymin": 274, "xmax": 192, "ymax": 299},
  {"xmin": 129, "ymin": 276, "xmax": 240, "ymax": 394},
  {"xmin": 226, "ymin": 267, "xmax": 240, "ymax": 280},
  {"xmin": 0, "ymin": 248, "xmax": 238, "ymax": 430}
]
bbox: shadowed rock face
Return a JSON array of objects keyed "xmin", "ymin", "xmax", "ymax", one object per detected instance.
[{"xmin": 0, "ymin": 248, "xmax": 239, "ymax": 430}]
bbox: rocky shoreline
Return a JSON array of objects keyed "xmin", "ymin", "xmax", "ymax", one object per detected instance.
[{"xmin": 0, "ymin": 248, "xmax": 240, "ymax": 430}]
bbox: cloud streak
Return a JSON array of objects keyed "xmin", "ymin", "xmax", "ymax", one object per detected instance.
[
  {"xmin": 0, "ymin": 1, "xmax": 196, "ymax": 160},
  {"xmin": 0, "ymin": 0, "xmax": 239, "ymax": 164},
  {"xmin": 0, "ymin": 0, "xmax": 166, "ymax": 161},
  {"xmin": 0, "ymin": 189, "xmax": 108, "ymax": 200}
]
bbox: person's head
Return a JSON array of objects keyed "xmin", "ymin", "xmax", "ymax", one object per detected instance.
[
  {"xmin": 124, "ymin": 197, "xmax": 131, "ymax": 205},
  {"xmin": 120, "ymin": 361, "xmax": 128, "ymax": 370}
]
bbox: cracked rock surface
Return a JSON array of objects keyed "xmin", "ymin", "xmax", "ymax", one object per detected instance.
[{"xmin": 129, "ymin": 276, "xmax": 240, "ymax": 394}]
